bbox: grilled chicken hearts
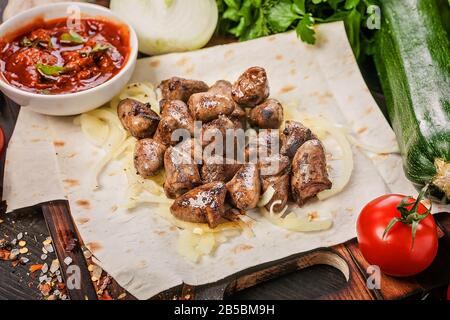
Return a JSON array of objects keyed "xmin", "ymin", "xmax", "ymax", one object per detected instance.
[
  {"xmin": 134, "ymin": 139, "xmax": 167, "ymax": 178},
  {"xmin": 281, "ymin": 121, "xmax": 315, "ymax": 159},
  {"xmin": 159, "ymin": 77, "xmax": 209, "ymax": 103},
  {"xmin": 170, "ymin": 182, "xmax": 227, "ymax": 228},
  {"xmin": 248, "ymin": 99, "xmax": 284, "ymax": 129},
  {"xmin": 188, "ymin": 92, "xmax": 235, "ymax": 122},
  {"xmin": 164, "ymin": 139, "xmax": 202, "ymax": 199},
  {"xmin": 202, "ymin": 115, "xmax": 237, "ymax": 147},
  {"xmin": 209, "ymin": 80, "xmax": 233, "ymax": 95},
  {"xmin": 262, "ymin": 174, "xmax": 290, "ymax": 213},
  {"xmin": 117, "ymin": 99, "xmax": 160, "ymax": 139},
  {"xmin": 226, "ymin": 164, "xmax": 261, "ymax": 210},
  {"xmin": 154, "ymin": 100, "xmax": 195, "ymax": 146},
  {"xmin": 201, "ymin": 155, "xmax": 243, "ymax": 184},
  {"xmin": 209, "ymin": 80, "xmax": 246, "ymax": 129},
  {"xmin": 291, "ymin": 140, "xmax": 332, "ymax": 206},
  {"xmin": 232, "ymin": 67, "xmax": 270, "ymax": 107}
]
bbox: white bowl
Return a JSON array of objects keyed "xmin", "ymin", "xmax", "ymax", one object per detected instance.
[{"xmin": 0, "ymin": 2, "xmax": 138, "ymax": 116}]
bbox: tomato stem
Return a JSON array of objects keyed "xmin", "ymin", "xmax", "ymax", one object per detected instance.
[{"xmin": 382, "ymin": 184, "xmax": 432, "ymax": 249}]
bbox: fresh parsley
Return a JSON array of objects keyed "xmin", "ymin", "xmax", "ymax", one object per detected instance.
[{"xmin": 216, "ymin": 0, "xmax": 379, "ymax": 59}]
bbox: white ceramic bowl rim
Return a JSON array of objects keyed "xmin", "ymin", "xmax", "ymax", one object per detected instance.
[{"xmin": 0, "ymin": 1, "xmax": 138, "ymax": 99}]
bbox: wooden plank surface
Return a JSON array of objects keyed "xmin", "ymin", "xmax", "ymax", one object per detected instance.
[{"xmin": 0, "ymin": 0, "xmax": 449, "ymax": 301}]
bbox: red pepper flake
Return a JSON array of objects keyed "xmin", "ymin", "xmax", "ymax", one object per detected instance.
[
  {"xmin": 29, "ymin": 264, "xmax": 44, "ymax": 273},
  {"xmin": 38, "ymin": 283, "xmax": 52, "ymax": 296},
  {"xmin": 99, "ymin": 291, "xmax": 113, "ymax": 300},
  {"xmin": 0, "ymin": 249, "xmax": 10, "ymax": 261}
]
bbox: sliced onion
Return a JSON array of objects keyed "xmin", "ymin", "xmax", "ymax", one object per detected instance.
[
  {"xmin": 110, "ymin": 0, "xmax": 218, "ymax": 55},
  {"xmin": 343, "ymin": 132, "xmax": 400, "ymax": 155},
  {"xmin": 257, "ymin": 186, "xmax": 276, "ymax": 208},
  {"xmin": 80, "ymin": 114, "xmax": 109, "ymax": 147},
  {"xmin": 261, "ymin": 208, "xmax": 333, "ymax": 232},
  {"xmin": 92, "ymin": 137, "xmax": 136, "ymax": 190},
  {"xmin": 269, "ymin": 201, "xmax": 288, "ymax": 217}
]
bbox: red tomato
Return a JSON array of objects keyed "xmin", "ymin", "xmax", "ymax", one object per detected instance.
[{"xmin": 357, "ymin": 194, "xmax": 438, "ymax": 277}]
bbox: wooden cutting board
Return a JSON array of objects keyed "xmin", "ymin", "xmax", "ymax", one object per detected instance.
[{"xmin": 0, "ymin": 0, "xmax": 449, "ymax": 301}]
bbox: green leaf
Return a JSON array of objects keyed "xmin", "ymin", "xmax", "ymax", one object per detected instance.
[
  {"xmin": 312, "ymin": 0, "xmax": 325, "ymax": 4},
  {"xmin": 224, "ymin": 0, "xmax": 240, "ymax": 10},
  {"xmin": 345, "ymin": 0, "xmax": 360, "ymax": 9},
  {"xmin": 296, "ymin": 13, "xmax": 316, "ymax": 44},
  {"xmin": 327, "ymin": 0, "xmax": 343, "ymax": 10},
  {"xmin": 36, "ymin": 64, "xmax": 66, "ymax": 77},
  {"xmin": 268, "ymin": 0, "xmax": 300, "ymax": 33},
  {"xmin": 164, "ymin": 0, "xmax": 174, "ymax": 8},
  {"xmin": 344, "ymin": 8, "xmax": 361, "ymax": 57},
  {"xmin": 223, "ymin": 7, "xmax": 241, "ymax": 21},
  {"xmin": 60, "ymin": 30, "xmax": 85, "ymax": 44},
  {"xmin": 292, "ymin": 0, "xmax": 306, "ymax": 14},
  {"xmin": 20, "ymin": 37, "xmax": 33, "ymax": 47},
  {"xmin": 92, "ymin": 43, "xmax": 110, "ymax": 53},
  {"xmin": 246, "ymin": 9, "xmax": 270, "ymax": 39}
]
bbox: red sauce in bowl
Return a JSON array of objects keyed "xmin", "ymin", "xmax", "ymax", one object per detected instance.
[{"xmin": 0, "ymin": 18, "xmax": 130, "ymax": 95}]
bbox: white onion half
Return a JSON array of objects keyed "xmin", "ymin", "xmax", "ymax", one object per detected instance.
[{"xmin": 110, "ymin": 0, "xmax": 218, "ymax": 55}]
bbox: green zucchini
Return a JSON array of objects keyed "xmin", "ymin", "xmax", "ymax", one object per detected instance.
[{"xmin": 374, "ymin": 0, "xmax": 450, "ymax": 203}]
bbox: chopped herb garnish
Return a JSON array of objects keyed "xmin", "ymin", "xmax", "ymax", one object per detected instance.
[
  {"xmin": 92, "ymin": 43, "xmax": 111, "ymax": 53},
  {"xmin": 60, "ymin": 30, "xmax": 85, "ymax": 44},
  {"xmin": 21, "ymin": 37, "xmax": 33, "ymax": 47},
  {"xmin": 36, "ymin": 64, "xmax": 67, "ymax": 77}
]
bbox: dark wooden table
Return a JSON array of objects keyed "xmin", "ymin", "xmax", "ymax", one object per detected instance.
[{"xmin": 0, "ymin": 0, "xmax": 448, "ymax": 301}]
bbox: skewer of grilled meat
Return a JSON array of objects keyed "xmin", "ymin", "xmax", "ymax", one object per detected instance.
[
  {"xmin": 134, "ymin": 139, "xmax": 167, "ymax": 178},
  {"xmin": 170, "ymin": 182, "xmax": 227, "ymax": 228},
  {"xmin": 117, "ymin": 99, "xmax": 160, "ymax": 139},
  {"xmin": 232, "ymin": 67, "xmax": 270, "ymax": 107},
  {"xmin": 248, "ymin": 99, "xmax": 284, "ymax": 129},
  {"xmin": 154, "ymin": 100, "xmax": 195, "ymax": 146},
  {"xmin": 164, "ymin": 139, "xmax": 202, "ymax": 199},
  {"xmin": 291, "ymin": 139, "xmax": 332, "ymax": 206},
  {"xmin": 159, "ymin": 77, "xmax": 209, "ymax": 103}
]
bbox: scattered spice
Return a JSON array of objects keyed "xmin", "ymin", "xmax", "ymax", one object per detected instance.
[
  {"xmin": 19, "ymin": 247, "xmax": 29, "ymax": 254},
  {"xmin": 0, "ymin": 249, "xmax": 10, "ymax": 261},
  {"xmin": 29, "ymin": 264, "xmax": 43, "ymax": 273}
]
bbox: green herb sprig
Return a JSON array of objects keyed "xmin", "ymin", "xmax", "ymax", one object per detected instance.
[{"xmin": 216, "ymin": 0, "xmax": 379, "ymax": 59}]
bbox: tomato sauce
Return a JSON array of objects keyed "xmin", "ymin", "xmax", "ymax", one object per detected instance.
[{"xmin": 0, "ymin": 18, "xmax": 130, "ymax": 94}]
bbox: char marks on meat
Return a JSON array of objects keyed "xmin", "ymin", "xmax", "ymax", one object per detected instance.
[
  {"xmin": 281, "ymin": 121, "xmax": 316, "ymax": 159},
  {"xmin": 154, "ymin": 100, "xmax": 194, "ymax": 146},
  {"xmin": 159, "ymin": 77, "xmax": 209, "ymax": 103},
  {"xmin": 170, "ymin": 182, "xmax": 227, "ymax": 228},
  {"xmin": 248, "ymin": 99, "xmax": 284, "ymax": 129},
  {"xmin": 134, "ymin": 139, "xmax": 167, "ymax": 178},
  {"xmin": 291, "ymin": 140, "xmax": 332, "ymax": 206},
  {"xmin": 232, "ymin": 67, "xmax": 270, "ymax": 107},
  {"xmin": 117, "ymin": 99, "xmax": 160, "ymax": 139},
  {"xmin": 164, "ymin": 139, "xmax": 202, "ymax": 199},
  {"xmin": 226, "ymin": 164, "xmax": 261, "ymax": 210}
]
